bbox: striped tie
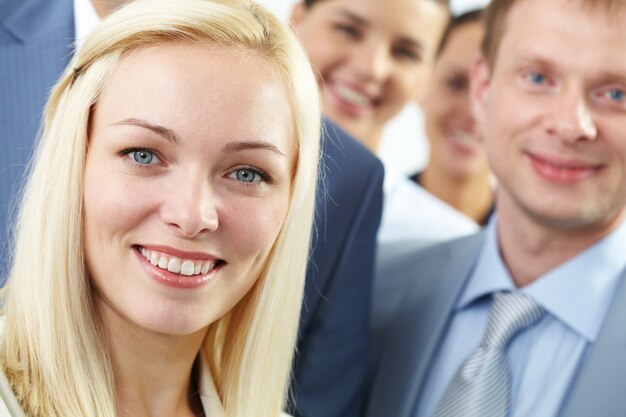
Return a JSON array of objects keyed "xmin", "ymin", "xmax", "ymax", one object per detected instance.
[{"xmin": 433, "ymin": 292, "xmax": 545, "ymax": 417}]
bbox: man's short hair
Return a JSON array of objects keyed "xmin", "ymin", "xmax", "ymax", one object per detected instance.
[{"xmin": 482, "ymin": 0, "xmax": 625, "ymax": 68}]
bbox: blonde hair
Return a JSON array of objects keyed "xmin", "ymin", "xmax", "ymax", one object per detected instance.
[{"xmin": 0, "ymin": 1, "xmax": 321, "ymax": 416}]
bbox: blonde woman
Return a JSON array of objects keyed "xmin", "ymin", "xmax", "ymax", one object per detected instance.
[{"xmin": 0, "ymin": 0, "xmax": 321, "ymax": 416}]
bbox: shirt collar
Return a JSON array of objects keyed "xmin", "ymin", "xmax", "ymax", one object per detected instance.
[
  {"xmin": 73, "ymin": 0, "xmax": 101, "ymax": 52},
  {"xmin": 458, "ymin": 217, "xmax": 626, "ymax": 342},
  {"xmin": 197, "ymin": 350, "xmax": 226, "ymax": 417}
]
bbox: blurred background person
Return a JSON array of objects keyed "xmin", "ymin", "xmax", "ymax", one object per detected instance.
[
  {"xmin": 289, "ymin": 2, "xmax": 446, "ymax": 415},
  {"xmin": 378, "ymin": 9, "xmax": 489, "ymax": 245},
  {"xmin": 290, "ymin": 0, "xmax": 449, "ymax": 153},
  {"xmin": 412, "ymin": 9, "xmax": 494, "ymax": 226},
  {"xmin": 373, "ymin": 8, "xmax": 491, "ymax": 355}
]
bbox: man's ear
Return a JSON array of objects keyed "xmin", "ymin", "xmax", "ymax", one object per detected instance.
[
  {"xmin": 470, "ymin": 54, "xmax": 491, "ymax": 132},
  {"xmin": 290, "ymin": 1, "xmax": 307, "ymax": 29}
]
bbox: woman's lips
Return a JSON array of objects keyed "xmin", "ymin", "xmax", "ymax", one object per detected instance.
[
  {"xmin": 133, "ymin": 245, "xmax": 223, "ymax": 289},
  {"xmin": 325, "ymin": 81, "xmax": 376, "ymax": 118},
  {"xmin": 443, "ymin": 129, "xmax": 482, "ymax": 155}
]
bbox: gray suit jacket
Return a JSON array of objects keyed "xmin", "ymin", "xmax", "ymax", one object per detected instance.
[{"xmin": 367, "ymin": 233, "xmax": 626, "ymax": 417}]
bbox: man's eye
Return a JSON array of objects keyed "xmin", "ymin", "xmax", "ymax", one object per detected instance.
[
  {"xmin": 607, "ymin": 88, "xmax": 625, "ymax": 102},
  {"xmin": 593, "ymin": 86, "xmax": 626, "ymax": 110},
  {"xmin": 527, "ymin": 71, "xmax": 547, "ymax": 84}
]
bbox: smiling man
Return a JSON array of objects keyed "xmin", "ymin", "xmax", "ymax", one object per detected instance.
[{"xmin": 367, "ymin": 0, "xmax": 626, "ymax": 416}]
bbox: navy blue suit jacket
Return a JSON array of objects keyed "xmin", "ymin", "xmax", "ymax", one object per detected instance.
[
  {"xmin": 290, "ymin": 120, "xmax": 384, "ymax": 417},
  {"xmin": 0, "ymin": 0, "xmax": 74, "ymax": 277},
  {"xmin": 0, "ymin": 2, "xmax": 385, "ymax": 416}
]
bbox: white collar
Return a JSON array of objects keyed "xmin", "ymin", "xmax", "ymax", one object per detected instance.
[
  {"xmin": 197, "ymin": 350, "xmax": 226, "ymax": 417},
  {"xmin": 73, "ymin": 0, "xmax": 101, "ymax": 52}
]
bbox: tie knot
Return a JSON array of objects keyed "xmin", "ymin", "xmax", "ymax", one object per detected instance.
[{"xmin": 482, "ymin": 292, "xmax": 545, "ymax": 349}]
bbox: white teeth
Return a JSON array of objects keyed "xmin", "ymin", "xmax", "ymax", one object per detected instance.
[
  {"xmin": 167, "ymin": 258, "xmax": 181, "ymax": 273},
  {"xmin": 334, "ymin": 84, "xmax": 370, "ymax": 106},
  {"xmin": 201, "ymin": 263, "xmax": 212, "ymax": 275},
  {"xmin": 455, "ymin": 131, "xmax": 479, "ymax": 143},
  {"xmin": 158, "ymin": 257, "xmax": 168, "ymax": 269},
  {"xmin": 139, "ymin": 247, "xmax": 217, "ymax": 277},
  {"xmin": 181, "ymin": 261, "xmax": 195, "ymax": 276}
]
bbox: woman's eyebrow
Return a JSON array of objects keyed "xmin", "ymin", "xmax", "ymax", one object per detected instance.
[
  {"xmin": 113, "ymin": 119, "xmax": 285, "ymax": 156},
  {"xmin": 335, "ymin": 8, "xmax": 368, "ymax": 27},
  {"xmin": 222, "ymin": 141, "xmax": 286, "ymax": 157},
  {"xmin": 113, "ymin": 118, "xmax": 180, "ymax": 144},
  {"xmin": 336, "ymin": 8, "xmax": 422, "ymax": 53}
]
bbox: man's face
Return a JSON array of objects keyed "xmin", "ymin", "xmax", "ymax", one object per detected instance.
[{"xmin": 472, "ymin": 0, "xmax": 626, "ymax": 231}]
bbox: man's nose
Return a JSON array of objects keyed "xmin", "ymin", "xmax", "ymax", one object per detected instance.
[{"xmin": 547, "ymin": 93, "xmax": 597, "ymax": 144}]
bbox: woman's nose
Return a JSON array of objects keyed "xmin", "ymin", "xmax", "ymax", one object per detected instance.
[
  {"xmin": 159, "ymin": 172, "xmax": 219, "ymax": 238},
  {"xmin": 351, "ymin": 41, "xmax": 392, "ymax": 84}
]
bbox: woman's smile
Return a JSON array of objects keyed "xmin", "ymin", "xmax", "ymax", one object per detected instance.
[{"xmin": 133, "ymin": 245, "xmax": 224, "ymax": 289}]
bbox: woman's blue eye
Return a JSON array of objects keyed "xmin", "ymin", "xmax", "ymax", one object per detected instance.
[
  {"xmin": 235, "ymin": 169, "xmax": 261, "ymax": 183},
  {"xmin": 130, "ymin": 150, "xmax": 159, "ymax": 165}
]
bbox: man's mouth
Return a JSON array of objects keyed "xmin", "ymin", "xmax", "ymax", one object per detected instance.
[{"xmin": 527, "ymin": 153, "xmax": 603, "ymax": 183}]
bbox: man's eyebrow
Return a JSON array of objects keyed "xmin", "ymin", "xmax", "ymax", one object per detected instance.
[
  {"xmin": 594, "ymin": 70, "xmax": 626, "ymax": 85},
  {"xmin": 222, "ymin": 141, "xmax": 285, "ymax": 156},
  {"xmin": 113, "ymin": 118, "xmax": 180, "ymax": 144}
]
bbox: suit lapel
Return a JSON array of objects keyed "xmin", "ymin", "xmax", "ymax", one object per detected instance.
[
  {"xmin": 560, "ymin": 268, "xmax": 626, "ymax": 417},
  {"xmin": 368, "ymin": 233, "xmax": 485, "ymax": 417},
  {"xmin": 402, "ymin": 234, "xmax": 485, "ymax": 417},
  {"xmin": 2, "ymin": 0, "xmax": 74, "ymax": 42}
]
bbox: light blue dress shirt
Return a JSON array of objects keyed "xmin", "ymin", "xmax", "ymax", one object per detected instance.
[{"xmin": 416, "ymin": 218, "xmax": 626, "ymax": 417}]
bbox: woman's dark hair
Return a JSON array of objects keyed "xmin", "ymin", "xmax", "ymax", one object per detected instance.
[{"xmin": 436, "ymin": 9, "xmax": 483, "ymax": 58}]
